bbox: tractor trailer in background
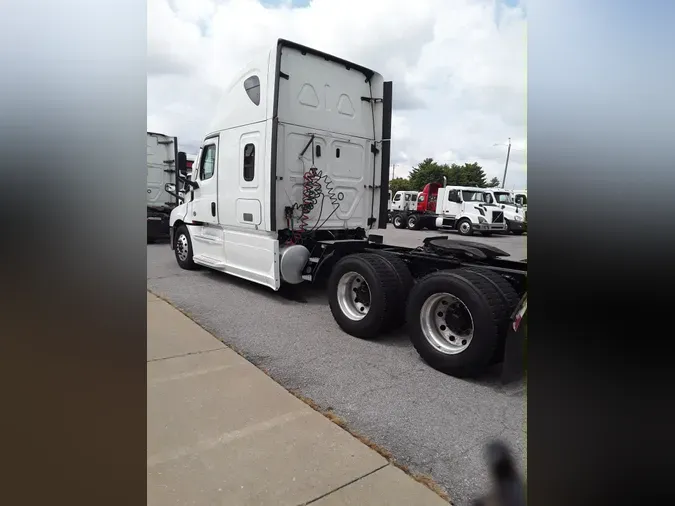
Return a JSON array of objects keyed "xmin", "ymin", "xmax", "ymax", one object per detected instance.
[
  {"xmin": 168, "ymin": 39, "xmax": 527, "ymax": 379},
  {"xmin": 146, "ymin": 132, "xmax": 188, "ymax": 241}
]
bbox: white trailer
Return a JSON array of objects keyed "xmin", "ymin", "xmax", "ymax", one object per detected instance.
[
  {"xmin": 169, "ymin": 39, "xmax": 526, "ymax": 378},
  {"xmin": 147, "ymin": 132, "xmax": 182, "ymax": 241}
]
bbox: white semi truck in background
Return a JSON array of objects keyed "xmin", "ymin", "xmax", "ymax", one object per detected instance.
[
  {"xmin": 483, "ymin": 188, "xmax": 527, "ymax": 235},
  {"xmin": 168, "ymin": 39, "xmax": 526, "ymax": 379},
  {"xmin": 513, "ymin": 189, "xmax": 527, "ymax": 210}
]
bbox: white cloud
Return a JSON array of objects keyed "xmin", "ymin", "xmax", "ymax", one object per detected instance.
[{"xmin": 148, "ymin": 0, "xmax": 527, "ymax": 189}]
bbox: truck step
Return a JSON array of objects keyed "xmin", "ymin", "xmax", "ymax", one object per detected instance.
[
  {"xmin": 193, "ymin": 255, "xmax": 225, "ymax": 269},
  {"xmin": 302, "ymin": 274, "xmax": 313, "ymax": 281}
]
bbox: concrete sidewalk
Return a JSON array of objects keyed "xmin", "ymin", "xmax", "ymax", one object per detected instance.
[{"xmin": 148, "ymin": 291, "xmax": 449, "ymax": 506}]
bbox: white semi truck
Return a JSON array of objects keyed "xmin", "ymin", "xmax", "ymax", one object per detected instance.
[
  {"xmin": 483, "ymin": 188, "xmax": 527, "ymax": 235},
  {"xmin": 513, "ymin": 189, "xmax": 527, "ymax": 210},
  {"xmin": 169, "ymin": 39, "xmax": 527, "ymax": 378}
]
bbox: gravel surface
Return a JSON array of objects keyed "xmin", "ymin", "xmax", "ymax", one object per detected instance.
[{"xmin": 147, "ymin": 226, "xmax": 526, "ymax": 505}]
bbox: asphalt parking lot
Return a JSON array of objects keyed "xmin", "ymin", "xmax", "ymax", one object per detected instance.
[{"xmin": 147, "ymin": 226, "xmax": 526, "ymax": 505}]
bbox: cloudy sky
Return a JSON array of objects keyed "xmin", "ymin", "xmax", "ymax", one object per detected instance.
[{"xmin": 148, "ymin": 0, "xmax": 527, "ymax": 189}]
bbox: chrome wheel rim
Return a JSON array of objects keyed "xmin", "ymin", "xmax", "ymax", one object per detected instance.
[
  {"xmin": 176, "ymin": 233, "xmax": 189, "ymax": 262},
  {"xmin": 394, "ymin": 216, "xmax": 402, "ymax": 227},
  {"xmin": 337, "ymin": 271, "xmax": 371, "ymax": 321},
  {"xmin": 408, "ymin": 217, "xmax": 416, "ymax": 228},
  {"xmin": 459, "ymin": 222, "xmax": 471, "ymax": 234},
  {"xmin": 420, "ymin": 292, "xmax": 474, "ymax": 354}
]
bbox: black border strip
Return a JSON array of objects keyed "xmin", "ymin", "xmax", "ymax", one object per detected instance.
[{"xmin": 378, "ymin": 81, "xmax": 393, "ymax": 229}]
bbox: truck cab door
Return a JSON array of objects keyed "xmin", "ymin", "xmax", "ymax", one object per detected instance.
[
  {"xmin": 190, "ymin": 138, "xmax": 219, "ymax": 225},
  {"xmin": 392, "ymin": 192, "xmax": 402, "ymax": 210},
  {"xmin": 445, "ymin": 190, "xmax": 462, "ymax": 217}
]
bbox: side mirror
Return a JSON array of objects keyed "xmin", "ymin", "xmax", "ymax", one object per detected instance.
[{"xmin": 177, "ymin": 151, "xmax": 187, "ymax": 175}]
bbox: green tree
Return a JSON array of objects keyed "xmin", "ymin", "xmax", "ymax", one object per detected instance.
[
  {"xmin": 458, "ymin": 162, "xmax": 489, "ymax": 187},
  {"xmin": 408, "ymin": 158, "xmax": 448, "ymax": 190},
  {"xmin": 389, "ymin": 177, "xmax": 412, "ymax": 194},
  {"xmin": 446, "ymin": 163, "xmax": 463, "ymax": 185},
  {"xmin": 486, "ymin": 176, "xmax": 501, "ymax": 188},
  {"xmin": 407, "ymin": 159, "xmax": 491, "ymax": 189}
]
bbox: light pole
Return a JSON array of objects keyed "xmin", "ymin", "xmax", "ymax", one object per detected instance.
[{"xmin": 501, "ymin": 138, "xmax": 512, "ymax": 188}]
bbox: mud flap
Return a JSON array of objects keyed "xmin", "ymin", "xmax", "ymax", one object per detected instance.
[{"xmin": 501, "ymin": 294, "xmax": 527, "ymax": 384}]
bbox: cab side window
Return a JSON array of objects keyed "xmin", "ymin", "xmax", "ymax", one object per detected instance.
[
  {"xmin": 199, "ymin": 144, "xmax": 216, "ymax": 180},
  {"xmin": 243, "ymin": 143, "xmax": 255, "ymax": 182}
]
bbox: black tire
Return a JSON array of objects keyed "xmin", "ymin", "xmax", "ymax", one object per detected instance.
[
  {"xmin": 426, "ymin": 221, "xmax": 438, "ymax": 230},
  {"xmin": 174, "ymin": 224, "xmax": 198, "ymax": 270},
  {"xmin": 407, "ymin": 214, "xmax": 421, "ymax": 230},
  {"xmin": 511, "ymin": 230, "xmax": 524, "ymax": 236},
  {"xmin": 387, "ymin": 212, "xmax": 393, "ymax": 224},
  {"xmin": 405, "ymin": 269, "xmax": 503, "ymax": 377},
  {"xmin": 465, "ymin": 269, "xmax": 520, "ymax": 320},
  {"xmin": 457, "ymin": 218, "xmax": 474, "ymax": 236},
  {"xmin": 393, "ymin": 213, "xmax": 406, "ymax": 229},
  {"xmin": 371, "ymin": 251, "xmax": 414, "ymax": 330},
  {"xmin": 464, "ymin": 268, "xmax": 520, "ymax": 364},
  {"xmin": 328, "ymin": 253, "xmax": 400, "ymax": 339}
]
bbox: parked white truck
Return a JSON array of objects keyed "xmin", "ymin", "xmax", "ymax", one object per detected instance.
[
  {"xmin": 484, "ymin": 188, "xmax": 527, "ymax": 235},
  {"xmin": 169, "ymin": 39, "xmax": 526, "ymax": 378},
  {"xmin": 433, "ymin": 186, "xmax": 508, "ymax": 236}
]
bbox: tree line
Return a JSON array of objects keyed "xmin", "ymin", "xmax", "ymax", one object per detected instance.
[{"xmin": 389, "ymin": 158, "xmax": 501, "ymax": 194}]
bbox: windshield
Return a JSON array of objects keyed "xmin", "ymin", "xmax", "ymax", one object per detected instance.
[
  {"xmin": 493, "ymin": 192, "xmax": 513, "ymax": 204},
  {"xmin": 462, "ymin": 190, "xmax": 485, "ymax": 202},
  {"xmin": 515, "ymin": 194, "xmax": 527, "ymax": 206}
]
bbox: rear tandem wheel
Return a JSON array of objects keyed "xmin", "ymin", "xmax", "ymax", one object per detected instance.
[
  {"xmin": 405, "ymin": 269, "xmax": 505, "ymax": 377},
  {"xmin": 407, "ymin": 214, "xmax": 422, "ymax": 230},
  {"xmin": 327, "ymin": 253, "xmax": 401, "ymax": 339}
]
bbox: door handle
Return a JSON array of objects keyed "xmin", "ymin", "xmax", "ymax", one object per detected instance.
[{"xmin": 211, "ymin": 202, "xmax": 216, "ymax": 216}]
